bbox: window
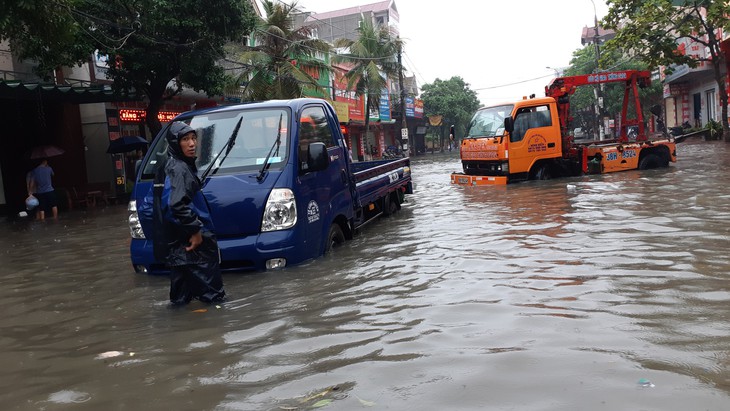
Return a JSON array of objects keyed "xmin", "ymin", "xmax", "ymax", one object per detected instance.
[
  {"xmin": 299, "ymin": 106, "xmax": 334, "ymax": 147},
  {"xmin": 140, "ymin": 108, "xmax": 290, "ymax": 180},
  {"xmin": 510, "ymin": 105, "xmax": 551, "ymax": 142},
  {"xmin": 466, "ymin": 104, "xmax": 512, "ymax": 138},
  {"xmin": 706, "ymin": 89, "xmax": 716, "ymax": 123}
]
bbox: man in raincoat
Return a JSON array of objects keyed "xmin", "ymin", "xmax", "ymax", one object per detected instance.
[{"xmin": 151, "ymin": 121, "xmax": 226, "ymax": 305}]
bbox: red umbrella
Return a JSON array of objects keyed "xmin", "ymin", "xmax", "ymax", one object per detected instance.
[{"xmin": 30, "ymin": 145, "xmax": 65, "ymax": 159}]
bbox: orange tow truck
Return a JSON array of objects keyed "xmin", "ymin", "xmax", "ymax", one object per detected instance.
[{"xmin": 450, "ymin": 70, "xmax": 676, "ymax": 186}]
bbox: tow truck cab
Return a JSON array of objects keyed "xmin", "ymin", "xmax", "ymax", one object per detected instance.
[{"xmin": 456, "ymin": 97, "xmax": 565, "ymax": 184}]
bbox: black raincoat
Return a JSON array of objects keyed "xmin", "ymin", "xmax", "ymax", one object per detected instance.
[{"xmin": 148, "ymin": 121, "xmax": 225, "ymax": 304}]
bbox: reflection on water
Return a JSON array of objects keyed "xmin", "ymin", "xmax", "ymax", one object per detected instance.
[{"xmin": 1, "ymin": 142, "xmax": 730, "ymax": 410}]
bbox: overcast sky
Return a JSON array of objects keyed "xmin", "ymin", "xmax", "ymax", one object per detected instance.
[{"xmin": 287, "ymin": 0, "xmax": 610, "ymax": 106}]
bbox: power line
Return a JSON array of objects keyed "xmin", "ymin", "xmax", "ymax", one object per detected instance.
[
  {"xmin": 402, "ymin": 52, "xmax": 428, "ymax": 86},
  {"xmin": 473, "ymin": 74, "xmax": 554, "ymax": 91}
]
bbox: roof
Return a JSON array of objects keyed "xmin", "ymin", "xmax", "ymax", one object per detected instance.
[
  {"xmin": 305, "ymin": 0, "xmax": 392, "ymax": 21},
  {"xmin": 581, "ymin": 25, "xmax": 616, "ymax": 45},
  {"xmin": 174, "ymin": 97, "xmax": 332, "ymax": 119},
  {"xmin": 0, "ymin": 80, "xmax": 138, "ymax": 104}
]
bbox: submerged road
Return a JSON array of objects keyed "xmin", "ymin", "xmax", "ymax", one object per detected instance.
[{"xmin": 1, "ymin": 141, "xmax": 729, "ymax": 410}]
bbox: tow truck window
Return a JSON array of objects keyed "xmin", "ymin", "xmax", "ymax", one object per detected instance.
[
  {"xmin": 511, "ymin": 105, "xmax": 551, "ymax": 142},
  {"xmin": 140, "ymin": 108, "xmax": 290, "ymax": 180},
  {"xmin": 467, "ymin": 104, "xmax": 513, "ymax": 138}
]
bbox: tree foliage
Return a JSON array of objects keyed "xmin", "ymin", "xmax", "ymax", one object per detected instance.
[
  {"xmin": 0, "ymin": 0, "xmax": 257, "ymax": 135},
  {"xmin": 0, "ymin": 0, "xmax": 92, "ymax": 74},
  {"xmin": 420, "ymin": 76, "xmax": 480, "ymax": 139},
  {"xmin": 332, "ymin": 18, "xmax": 399, "ymax": 141},
  {"xmin": 226, "ymin": 0, "xmax": 331, "ymax": 101},
  {"xmin": 603, "ymin": 0, "xmax": 730, "ymax": 139}
]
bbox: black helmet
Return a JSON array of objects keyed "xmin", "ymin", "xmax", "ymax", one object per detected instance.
[{"xmin": 166, "ymin": 121, "xmax": 196, "ymax": 159}]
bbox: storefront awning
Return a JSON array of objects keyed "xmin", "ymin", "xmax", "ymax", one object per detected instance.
[
  {"xmin": 663, "ymin": 64, "xmax": 714, "ymax": 85},
  {"xmin": 0, "ymin": 80, "xmax": 138, "ymax": 104}
]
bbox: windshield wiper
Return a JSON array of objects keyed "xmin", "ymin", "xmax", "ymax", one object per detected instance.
[
  {"xmin": 257, "ymin": 114, "xmax": 283, "ymax": 181},
  {"xmin": 200, "ymin": 116, "xmax": 243, "ymax": 184}
]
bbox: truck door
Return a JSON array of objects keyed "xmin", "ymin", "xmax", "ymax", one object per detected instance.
[
  {"xmin": 509, "ymin": 104, "xmax": 560, "ymax": 174},
  {"xmin": 296, "ymin": 104, "xmax": 353, "ymax": 253}
]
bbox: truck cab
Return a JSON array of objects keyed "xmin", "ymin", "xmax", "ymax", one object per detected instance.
[
  {"xmin": 452, "ymin": 70, "xmax": 676, "ymax": 186},
  {"xmin": 456, "ymin": 97, "xmax": 564, "ymax": 185},
  {"xmin": 128, "ymin": 98, "xmax": 412, "ymax": 273}
]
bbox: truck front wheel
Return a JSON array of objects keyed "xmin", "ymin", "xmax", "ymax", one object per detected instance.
[
  {"xmin": 325, "ymin": 223, "xmax": 345, "ymax": 254},
  {"xmin": 531, "ymin": 165, "xmax": 551, "ymax": 180}
]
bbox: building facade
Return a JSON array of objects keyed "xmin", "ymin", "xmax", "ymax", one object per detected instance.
[
  {"xmin": 0, "ymin": 1, "xmax": 262, "ymax": 216},
  {"xmin": 661, "ymin": 35, "xmax": 726, "ymax": 129},
  {"xmin": 295, "ymin": 0, "xmax": 426, "ymax": 158}
]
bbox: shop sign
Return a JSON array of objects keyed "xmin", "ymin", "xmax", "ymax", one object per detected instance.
[
  {"xmin": 405, "ymin": 97, "xmax": 415, "ymax": 117},
  {"xmin": 378, "ymin": 88, "xmax": 391, "ymax": 121},
  {"xmin": 414, "ymin": 99, "xmax": 424, "ymax": 119},
  {"xmin": 119, "ymin": 109, "xmax": 180, "ymax": 123}
]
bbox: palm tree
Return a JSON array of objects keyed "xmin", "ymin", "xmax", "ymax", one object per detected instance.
[
  {"xmin": 332, "ymin": 18, "xmax": 400, "ymax": 149},
  {"xmin": 227, "ymin": 0, "xmax": 331, "ymax": 101}
]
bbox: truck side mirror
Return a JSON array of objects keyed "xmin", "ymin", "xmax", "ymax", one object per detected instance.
[
  {"xmin": 504, "ymin": 116, "xmax": 514, "ymax": 133},
  {"xmin": 305, "ymin": 142, "xmax": 329, "ymax": 172}
]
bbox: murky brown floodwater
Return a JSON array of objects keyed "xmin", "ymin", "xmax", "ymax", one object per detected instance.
[{"xmin": 2, "ymin": 140, "xmax": 730, "ymax": 410}]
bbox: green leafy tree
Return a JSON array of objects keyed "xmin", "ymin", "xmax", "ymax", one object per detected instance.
[
  {"xmin": 226, "ymin": 0, "xmax": 331, "ymax": 101},
  {"xmin": 0, "ymin": 0, "xmax": 92, "ymax": 74},
  {"xmin": 420, "ymin": 76, "xmax": 480, "ymax": 144},
  {"xmin": 1, "ymin": 0, "xmax": 257, "ymax": 135},
  {"xmin": 603, "ymin": 0, "xmax": 730, "ymax": 139},
  {"xmin": 332, "ymin": 18, "xmax": 400, "ymax": 145}
]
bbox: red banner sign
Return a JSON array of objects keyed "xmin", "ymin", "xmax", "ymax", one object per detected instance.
[{"xmin": 119, "ymin": 109, "xmax": 180, "ymax": 123}]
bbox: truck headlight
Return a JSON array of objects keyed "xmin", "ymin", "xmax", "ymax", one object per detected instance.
[
  {"xmin": 261, "ymin": 188, "xmax": 297, "ymax": 232},
  {"xmin": 128, "ymin": 200, "xmax": 145, "ymax": 239}
]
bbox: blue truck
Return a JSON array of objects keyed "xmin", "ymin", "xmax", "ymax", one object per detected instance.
[{"xmin": 127, "ymin": 98, "xmax": 413, "ymax": 273}]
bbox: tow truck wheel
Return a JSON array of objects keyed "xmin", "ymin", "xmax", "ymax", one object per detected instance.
[
  {"xmin": 325, "ymin": 223, "xmax": 345, "ymax": 254},
  {"xmin": 639, "ymin": 153, "xmax": 662, "ymax": 170},
  {"xmin": 532, "ymin": 165, "xmax": 551, "ymax": 180}
]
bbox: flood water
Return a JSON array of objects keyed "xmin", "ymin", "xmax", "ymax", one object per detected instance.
[{"xmin": 2, "ymin": 140, "xmax": 730, "ymax": 410}]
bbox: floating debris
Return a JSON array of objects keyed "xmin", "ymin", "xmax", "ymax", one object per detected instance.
[
  {"xmin": 637, "ymin": 378, "xmax": 655, "ymax": 388},
  {"xmin": 47, "ymin": 390, "xmax": 91, "ymax": 404},
  {"xmin": 312, "ymin": 399, "xmax": 333, "ymax": 408},
  {"xmin": 95, "ymin": 351, "xmax": 124, "ymax": 360}
]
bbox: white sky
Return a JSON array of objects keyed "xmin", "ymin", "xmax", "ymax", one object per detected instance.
[{"xmin": 290, "ymin": 0, "xmax": 610, "ymax": 107}]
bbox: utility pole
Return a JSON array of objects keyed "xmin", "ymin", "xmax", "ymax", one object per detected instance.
[
  {"xmin": 591, "ymin": 0, "xmax": 604, "ymax": 140},
  {"xmin": 397, "ymin": 37, "xmax": 409, "ymax": 156}
]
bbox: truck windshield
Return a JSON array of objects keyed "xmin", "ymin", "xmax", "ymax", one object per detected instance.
[
  {"xmin": 466, "ymin": 104, "xmax": 513, "ymax": 138},
  {"xmin": 140, "ymin": 108, "xmax": 290, "ymax": 180}
]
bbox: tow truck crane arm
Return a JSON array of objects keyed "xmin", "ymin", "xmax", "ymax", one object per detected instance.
[{"xmin": 545, "ymin": 70, "xmax": 652, "ymax": 144}]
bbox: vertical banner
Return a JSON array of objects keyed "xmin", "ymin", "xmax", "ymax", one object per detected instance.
[
  {"xmin": 106, "ymin": 109, "xmax": 121, "ymax": 141},
  {"xmin": 378, "ymin": 88, "xmax": 391, "ymax": 121},
  {"xmin": 378, "ymin": 131, "xmax": 385, "ymax": 157},
  {"xmin": 681, "ymin": 94, "xmax": 690, "ymax": 123},
  {"xmin": 415, "ymin": 99, "xmax": 424, "ymax": 119},
  {"xmin": 358, "ymin": 132, "xmax": 365, "ymax": 161},
  {"xmin": 405, "ymin": 97, "xmax": 415, "ymax": 117},
  {"xmin": 107, "ymin": 109, "xmax": 126, "ymax": 196}
]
